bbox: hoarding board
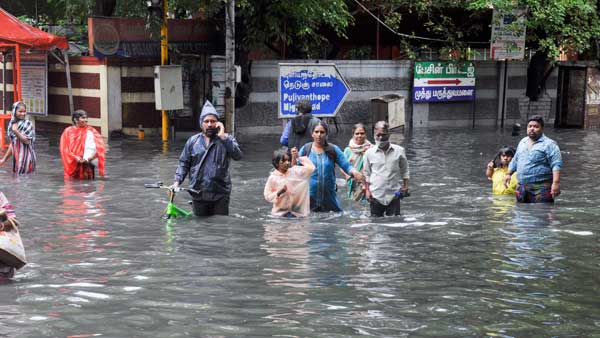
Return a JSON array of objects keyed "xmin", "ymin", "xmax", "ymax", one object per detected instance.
[
  {"xmin": 490, "ymin": 8, "xmax": 527, "ymax": 60},
  {"xmin": 20, "ymin": 53, "xmax": 48, "ymax": 116}
]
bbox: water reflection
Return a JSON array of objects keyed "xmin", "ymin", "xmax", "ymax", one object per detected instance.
[
  {"xmin": 51, "ymin": 180, "xmax": 108, "ymax": 258},
  {"xmin": 262, "ymin": 220, "xmax": 311, "ymax": 289},
  {"xmin": 489, "ymin": 195, "xmax": 516, "ymax": 218},
  {"xmin": 483, "ymin": 204, "xmax": 569, "ymax": 337},
  {"xmin": 0, "ymin": 285, "xmax": 23, "ymax": 337},
  {"xmin": 262, "ymin": 220, "xmax": 356, "ymax": 289},
  {"xmin": 501, "ymin": 205, "xmax": 564, "ymax": 280}
]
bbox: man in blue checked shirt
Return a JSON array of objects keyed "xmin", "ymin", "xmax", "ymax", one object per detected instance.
[{"xmin": 504, "ymin": 115, "xmax": 562, "ymax": 203}]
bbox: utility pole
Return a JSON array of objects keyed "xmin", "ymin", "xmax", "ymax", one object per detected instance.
[
  {"xmin": 161, "ymin": 0, "xmax": 169, "ymax": 142},
  {"xmin": 147, "ymin": 0, "xmax": 169, "ymax": 141},
  {"xmin": 224, "ymin": 0, "xmax": 236, "ymax": 135}
]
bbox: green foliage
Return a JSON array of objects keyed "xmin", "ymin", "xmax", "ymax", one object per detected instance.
[
  {"xmin": 371, "ymin": 0, "xmax": 599, "ymax": 61},
  {"xmin": 397, "ymin": 39, "xmax": 417, "ymax": 60},
  {"xmin": 9, "ymin": 0, "xmax": 599, "ymax": 61},
  {"xmin": 347, "ymin": 46, "xmax": 372, "ymax": 59},
  {"xmin": 28, "ymin": 0, "xmax": 212, "ymax": 25},
  {"xmin": 46, "ymin": 0, "xmax": 95, "ymax": 25},
  {"xmin": 372, "ymin": 0, "xmax": 491, "ymax": 61},
  {"xmin": 237, "ymin": 0, "xmax": 354, "ymax": 58},
  {"xmin": 13, "ymin": 0, "xmax": 353, "ymax": 58},
  {"xmin": 469, "ymin": 0, "xmax": 600, "ymax": 61},
  {"xmin": 114, "ymin": 0, "xmax": 147, "ymax": 17}
]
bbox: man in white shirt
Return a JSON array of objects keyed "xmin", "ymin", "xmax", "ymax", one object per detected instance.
[{"xmin": 363, "ymin": 121, "xmax": 410, "ymax": 217}]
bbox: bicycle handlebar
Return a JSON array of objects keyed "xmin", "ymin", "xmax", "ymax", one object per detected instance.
[
  {"xmin": 144, "ymin": 181, "xmax": 164, "ymax": 189},
  {"xmin": 144, "ymin": 182, "xmax": 199, "ymax": 194}
]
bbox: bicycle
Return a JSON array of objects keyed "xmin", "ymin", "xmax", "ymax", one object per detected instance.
[{"xmin": 144, "ymin": 182, "xmax": 198, "ymax": 219}]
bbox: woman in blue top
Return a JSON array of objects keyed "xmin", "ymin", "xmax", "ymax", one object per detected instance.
[{"xmin": 299, "ymin": 121, "xmax": 364, "ymax": 212}]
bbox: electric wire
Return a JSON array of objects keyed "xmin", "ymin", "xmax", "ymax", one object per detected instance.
[{"xmin": 352, "ymin": 0, "xmax": 491, "ymax": 45}]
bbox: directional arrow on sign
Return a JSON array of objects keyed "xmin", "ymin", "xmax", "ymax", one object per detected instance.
[
  {"xmin": 278, "ymin": 63, "xmax": 351, "ymax": 118},
  {"xmin": 413, "ymin": 61, "xmax": 476, "ymax": 102},
  {"xmin": 427, "ymin": 79, "xmax": 462, "ymax": 85}
]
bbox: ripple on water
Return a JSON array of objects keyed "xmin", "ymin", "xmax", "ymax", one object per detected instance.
[{"xmin": 1, "ymin": 131, "xmax": 599, "ymax": 337}]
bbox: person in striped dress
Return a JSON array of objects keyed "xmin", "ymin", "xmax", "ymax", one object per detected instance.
[{"xmin": 0, "ymin": 101, "xmax": 36, "ymax": 174}]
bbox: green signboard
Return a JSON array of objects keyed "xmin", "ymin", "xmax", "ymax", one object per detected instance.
[{"xmin": 413, "ymin": 61, "xmax": 476, "ymax": 102}]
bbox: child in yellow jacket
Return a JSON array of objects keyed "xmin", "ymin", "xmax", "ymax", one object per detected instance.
[{"xmin": 486, "ymin": 146, "xmax": 518, "ymax": 194}]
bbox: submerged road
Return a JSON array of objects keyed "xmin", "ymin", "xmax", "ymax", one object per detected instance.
[{"xmin": 0, "ymin": 128, "xmax": 599, "ymax": 337}]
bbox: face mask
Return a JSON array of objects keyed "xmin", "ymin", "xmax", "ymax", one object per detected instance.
[
  {"xmin": 376, "ymin": 140, "xmax": 390, "ymax": 149},
  {"xmin": 375, "ymin": 133, "xmax": 390, "ymax": 149},
  {"xmin": 205, "ymin": 127, "xmax": 218, "ymax": 138}
]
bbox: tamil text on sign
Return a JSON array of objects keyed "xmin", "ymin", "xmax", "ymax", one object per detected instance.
[
  {"xmin": 413, "ymin": 61, "xmax": 476, "ymax": 103},
  {"xmin": 279, "ymin": 63, "xmax": 350, "ymax": 118}
]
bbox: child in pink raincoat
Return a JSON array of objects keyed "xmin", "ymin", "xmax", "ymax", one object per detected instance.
[{"xmin": 264, "ymin": 147, "xmax": 315, "ymax": 217}]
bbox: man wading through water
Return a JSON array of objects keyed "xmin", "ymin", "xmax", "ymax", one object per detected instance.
[
  {"xmin": 172, "ymin": 101, "xmax": 242, "ymax": 216},
  {"xmin": 363, "ymin": 121, "xmax": 410, "ymax": 217},
  {"xmin": 504, "ymin": 115, "xmax": 563, "ymax": 203}
]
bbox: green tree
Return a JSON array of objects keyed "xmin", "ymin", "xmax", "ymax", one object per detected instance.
[
  {"xmin": 8, "ymin": 0, "xmax": 354, "ymax": 58},
  {"xmin": 368, "ymin": 0, "xmax": 490, "ymax": 59},
  {"xmin": 469, "ymin": 0, "xmax": 600, "ymax": 60},
  {"xmin": 374, "ymin": 0, "xmax": 600, "ymax": 61},
  {"xmin": 8, "ymin": 0, "xmax": 599, "ymax": 61},
  {"xmin": 236, "ymin": 0, "xmax": 354, "ymax": 58}
]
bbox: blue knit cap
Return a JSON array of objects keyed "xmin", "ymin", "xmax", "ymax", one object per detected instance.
[{"xmin": 199, "ymin": 100, "xmax": 219, "ymax": 123}]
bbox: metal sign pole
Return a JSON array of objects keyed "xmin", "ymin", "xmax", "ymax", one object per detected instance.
[
  {"xmin": 63, "ymin": 49, "xmax": 74, "ymax": 114},
  {"xmin": 501, "ymin": 59, "xmax": 508, "ymax": 129}
]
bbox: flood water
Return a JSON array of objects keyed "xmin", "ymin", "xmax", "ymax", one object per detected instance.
[{"xmin": 0, "ymin": 127, "xmax": 599, "ymax": 337}]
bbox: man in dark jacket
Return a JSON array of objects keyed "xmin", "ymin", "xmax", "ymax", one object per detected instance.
[{"xmin": 172, "ymin": 101, "xmax": 242, "ymax": 216}]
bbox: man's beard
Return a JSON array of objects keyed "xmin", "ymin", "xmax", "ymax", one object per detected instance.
[
  {"xmin": 205, "ymin": 127, "xmax": 218, "ymax": 138},
  {"xmin": 528, "ymin": 131, "xmax": 540, "ymax": 140}
]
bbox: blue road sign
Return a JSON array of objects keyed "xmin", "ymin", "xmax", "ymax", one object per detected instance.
[{"xmin": 279, "ymin": 63, "xmax": 351, "ymax": 118}]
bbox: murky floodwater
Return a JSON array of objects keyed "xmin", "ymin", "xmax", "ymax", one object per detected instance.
[{"xmin": 1, "ymin": 127, "xmax": 599, "ymax": 337}]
